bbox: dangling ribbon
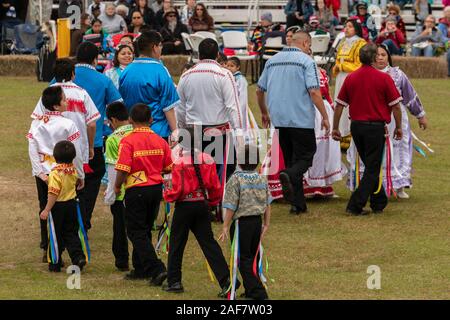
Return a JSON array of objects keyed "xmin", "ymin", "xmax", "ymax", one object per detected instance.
[
  {"xmin": 355, "ymin": 155, "xmax": 360, "ymax": 189},
  {"xmin": 76, "ymin": 200, "xmax": 91, "ymax": 263},
  {"xmin": 411, "ymin": 131, "xmax": 434, "ymax": 153},
  {"xmin": 156, "ymin": 200, "xmax": 172, "ymax": 254},
  {"xmin": 384, "ymin": 135, "xmax": 396, "ymax": 198},
  {"xmin": 205, "ymin": 260, "xmax": 216, "ymax": 283},
  {"xmin": 373, "ymin": 142, "xmax": 386, "ymax": 195},
  {"xmin": 227, "ymin": 220, "xmax": 240, "ymax": 300},
  {"xmin": 252, "ymin": 242, "xmax": 268, "ymax": 288},
  {"xmin": 47, "ymin": 212, "xmax": 59, "ymax": 264},
  {"xmin": 413, "ymin": 145, "xmax": 427, "ymax": 157}
]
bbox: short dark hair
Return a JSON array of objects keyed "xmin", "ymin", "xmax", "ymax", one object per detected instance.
[
  {"xmin": 54, "ymin": 58, "xmax": 74, "ymax": 82},
  {"xmin": 42, "ymin": 86, "xmax": 64, "ymax": 111},
  {"xmin": 359, "ymin": 43, "xmax": 377, "ymax": 65},
  {"xmin": 217, "ymin": 51, "xmax": 227, "ymax": 64},
  {"xmin": 76, "ymin": 41, "xmax": 99, "ymax": 64},
  {"xmin": 239, "ymin": 144, "xmax": 259, "ymax": 171},
  {"xmin": 130, "ymin": 103, "xmax": 152, "ymax": 123},
  {"xmin": 227, "ymin": 56, "xmax": 240, "ymax": 69},
  {"xmin": 53, "ymin": 140, "xmax": 76, "ymax": 164},
  {"xmin": 199, "ymin": 38, "xmax": 218, "ymax": 60},
  {"xmin": 106, "ymin": 101, "xmax": 129, "ymax": 121},
  {"xmin": 136, "ymin": 30, "xmax": 162, "ymax": 57}
]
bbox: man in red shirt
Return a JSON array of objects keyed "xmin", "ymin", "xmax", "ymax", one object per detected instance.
[
  {"xmin": 115, "ymin": 103, "xmax": 173, "ymax": 284},
  {"xmin": 332, "ymin": 43, "xmax": 403, "ymax": 215}
]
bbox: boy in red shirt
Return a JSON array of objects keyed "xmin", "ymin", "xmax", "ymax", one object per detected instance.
[{"xmin": 114, "ymin": 103, "xmax": 173, "ymax": 285}]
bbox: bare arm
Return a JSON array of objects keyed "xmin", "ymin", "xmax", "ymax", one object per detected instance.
[
  {"xmin": 40, "ymin": 193, "xmax": 58, "ymax": 220},
  {"xmin": 164, "ymin": 108, "xmax": 177, "ymax": 133},
  {"xmin": 256, "ymin": 88, "xmax": 270, "ymax": 128},
  {"xmin": 114, "ymin": 170, "xmax": 128, "ymax": 195},
  {"xmin": 309, "ymin": 88, "xmax": 330, "ymax": 134},
  {"xmin": 87, "ymin": 121, "xmax": 96, "ymax": 160},
  {"xmin": 391, "ymin": 103, "xmax": 403, "ymax": 140},
  {"xmin": 218, "ymin": 208, "xmax": 235, "ymax": 242}
]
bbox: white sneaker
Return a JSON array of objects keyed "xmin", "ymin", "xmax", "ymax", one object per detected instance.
[{"xmin": 396, "ymin": 188, "xmax": 409, "ymax": 199}]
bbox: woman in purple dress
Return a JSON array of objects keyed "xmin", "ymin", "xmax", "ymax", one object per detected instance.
[{"xmin": 347, "ymin": 44, "xmax": 428, "ymax": 199}]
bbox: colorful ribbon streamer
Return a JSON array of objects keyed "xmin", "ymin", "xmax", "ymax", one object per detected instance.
[
  {"xmin": 227, "ymin": 220, "xmax": 240, "ymax": 300},
  {"xmin": 156, "ymin": 200, "xmax": 171, "ymax": 255},
  {"xmin": 47, "ymin": 212, "xmax": 59, "ymax": 264},
  {"xmin": 76, "ymin": 200, "xmax": 91, "ymax": 263},
  {"xmin": 205, "ymin": 260, "xmax": 216, "ymax": 283}
]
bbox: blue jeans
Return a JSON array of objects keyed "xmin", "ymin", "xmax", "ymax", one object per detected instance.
[
  {"xmin": 383, "ymin": 39, "xmax": 402, "ymax": 55},
  {"xmin": 411, "ymin": 45, "xmax": 434, "ymax": 57}
]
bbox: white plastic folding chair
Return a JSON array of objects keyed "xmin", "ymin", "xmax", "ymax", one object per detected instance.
[
  {"xmin": 221, "ymin": 30, "xmax": 258, "ymax": 82},
  {"xmin": 181, "ymin": 32, "xmax": 192, "ymax": 51},
  {"xmin": 310, "ymin": 32, "xmax": 331, "ymax": 65},
  {"xmin": 194, "ymin": 31, "xmax": 218, "ymax": 42},
  {"xmin": 188, "ymin": 33, "xmax": 206, "ymax": 63},
  {"xmin": 262, "ymin": 36, "xmax": 284, "ymax": 60}
]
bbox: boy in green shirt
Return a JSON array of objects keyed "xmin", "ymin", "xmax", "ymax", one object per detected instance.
[{"xmin": 104, "ymin": 102, "xmax": 133, "ymax": 271}]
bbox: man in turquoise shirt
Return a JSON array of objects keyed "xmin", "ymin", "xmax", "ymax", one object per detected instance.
[
  {"xmin": 119, "ymin": 31, "xmax": 179, "ymax": 141},
  {"xmin": 257, "ymin": 31, "xmax": 330, "ymax": 214}
]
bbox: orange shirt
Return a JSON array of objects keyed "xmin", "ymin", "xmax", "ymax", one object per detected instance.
[{"xmin": 115, "ymin": 127, "xmax": 173, "ymax": 189}]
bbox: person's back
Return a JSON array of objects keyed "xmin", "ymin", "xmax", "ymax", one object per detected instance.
[
  {"xmin": 258, "ymin": 47, "xmax": 317, "ymax": 129},
  {"xmin": 338, "ymin": 65, "xmax": 401, "ymax": 123}
]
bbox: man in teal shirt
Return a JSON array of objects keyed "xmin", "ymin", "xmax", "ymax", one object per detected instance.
[{"xmin": 119, "ymin": 31, "xmax": 179, "ymax": 141}]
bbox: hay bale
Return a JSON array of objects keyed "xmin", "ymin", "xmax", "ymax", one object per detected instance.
[
  {"xmin": 392, "ymin": 56, "xmax": 447, "ymax": 79},
  {"xmin": 0, "ymin": 55, "xmax": 37, "ymax": 77},
  {"xmin": 161, "ymin": 55, "xmax": 190, "ymax": 76}
]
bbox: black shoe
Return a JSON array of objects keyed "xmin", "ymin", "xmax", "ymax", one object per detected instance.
[
  {"xmin": 42, "ymin": 250, "xmax": 48, "ymax": 263},
  {"xmin": 48, "ymin": 264, "xmax": 61, "ymax": 272},
  {"xmin": 149, "ymin": 271, "xmax": 167, "ymax": 286},
  {"xmin": 279, "ymin": 172, "xmax": 294, "ymax": 202},
  {"xmin": 76, "ymin": 258, "xmax": 87, "ymax": 271},
  {"xmin": 372, "ymin": 209, "xmax": 383, "ymax": 214},
  {"xmin": 162, "ymin": 281, "xmax": 184, "ymax": 293},
  {"xmin": 124, "ymin": 270, "xmax": 151, "ymax": 280},
  {"xmin": 346, "ymin": 208, "xmax": 369, "ymax": 216},
  {"xmin": 290, "ymin": 205, "xmax": 307, "ymax": 215},
  {"xmin": 116, "ymin": 264, "xmax": 130, "ymax": 272},
  {"xmin": 218, "ymin": 279, "xmax": 241, "ymax": 298}
]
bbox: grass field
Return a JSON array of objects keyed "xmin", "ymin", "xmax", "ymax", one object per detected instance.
[{"xmin": 0, "ymin": 77, "xmax": 449, "ymax": 300}]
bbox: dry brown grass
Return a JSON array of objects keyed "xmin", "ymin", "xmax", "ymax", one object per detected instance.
[
  {"xmin": 0, "ymin": 55, "xmax": 37, "ymax": 77},
  {"xmin": 392, "ymin": 56, "xmax": 448, "ymax": 79}
]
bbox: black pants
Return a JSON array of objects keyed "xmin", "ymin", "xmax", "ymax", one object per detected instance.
[
  {"xmin": 167, "ymin": 201, "xmax": 230, "ymax": 287},
  {"xmin": 36, "ymin": 177, "xmax": 48, "ymax": 250},
  {"xmin": 230, "ymin": 216, "xmax": 268, "ymax": 300},
  {"xmin": 201, "ymin": 126, "xmax": 236, "ymax": 182},
  {"xmin": 80, "ymin": 147, "xmax": 106, "ymax": 230},
  {"xmin": 110, "ymin": 200, "xmax": 129, "ymax": 268},
  {"xmin": 348, "ymin": 122, "xmax": 388, "ymax": 212},
  {"xmin": 124, "ymin": 185, "xmax": 166, "ymax": 277},
  {"xmin": 49, "ymin": 199, "xmax": 85, "ymax": 270},
  {"xmin": 277, "ymin": 127, "xmax": 316, "ymax": 211}
]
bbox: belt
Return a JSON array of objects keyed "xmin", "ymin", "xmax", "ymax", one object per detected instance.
[{"xmin": 352, "ymin": 120, "xmax": 385, "ymax": 126}]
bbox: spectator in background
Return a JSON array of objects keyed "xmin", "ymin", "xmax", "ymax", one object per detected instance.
[
  {"xmin": 128, "ymin": 10, "xmax": 146, "ymax": 34},
  {"xmin": 189, "ymin": 3, "xmax": 214, "ymax": 32},
  {"xmin": 414, "ymin": 0, "xmax": 432, "ymax": 25},
  {"xmin": 130, "ymin": 0, "xmax": 156, "ymax": 29},
  {"xmin": 88, "ymin": 0, "xmax": 106, "ymax": 17},
  {"xmin": 58, "ymin": 0, "xmax": 82, "ymax": 19},
  {"xmin": 70, "ymin": 13, "xmax": 91, "ymax": 56},
  {"xmin": 304, "ymin": 15, "xmax": 330, "ymax": 34},
  {"xmin": 375, "ymin": 16, "xmax": 406, "ymax": 55},
  {"xmin": 315, "ymin": 0, "xmax": 339, "ymax": 36},
  {"xmin": 105, "ymin": 44, "xmax": 134, "ymax": 89},
  {"xmin": 116, "ymin": 4, "xmax": 131, "ymax": 25},
  {"xmin": 151, "ymin": 0, "xmax": 163, "ymax": 13},
  {"xmin": 382, "ymin": 3, "xmax": 407, "ymax": 41},
  {"xmin": 181, "ymin": 0, "xmax": 196, "ymax": 26},
  {"xmin": 115, "ymin": 0, "xmax": 132, "ymax": 8},
  {"xmin": 85, "ymin": 18, "xmax": 114, "ymax": 56},
  {"xmin": 285, "ymin": 26, "xmax": 302, "ymax": 46},
  {"xmin": 160, "ymin": 8, "xmax": 188, "ymax": 55},
  {"xmin": 91, "ymin": 4, "xmax": 102, "ymax": 21},
  {"xmin": 411, "ymin": 14, "xmax": 445, "ymax": 57},
  {"xmin": 155, "ymin": 0, "xmax": 174, "ymax": 30},
  {"xmin": 355, "ymin": 2, "xmax": 378, "ymax": 42},
  {"xmin": 437, "ymin": 6, "xmax": 450, "ymax": 76},
  {"xmin": 249, "ymin": 12, "xmax": 283, "ymax": 54},
  {"xmin": 99, "ymin": 3, "xmax": 128, "ymax": 35},
  {"xmin": 284, "ymin": 0, "xmax": 314, "ymax": 29}
]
